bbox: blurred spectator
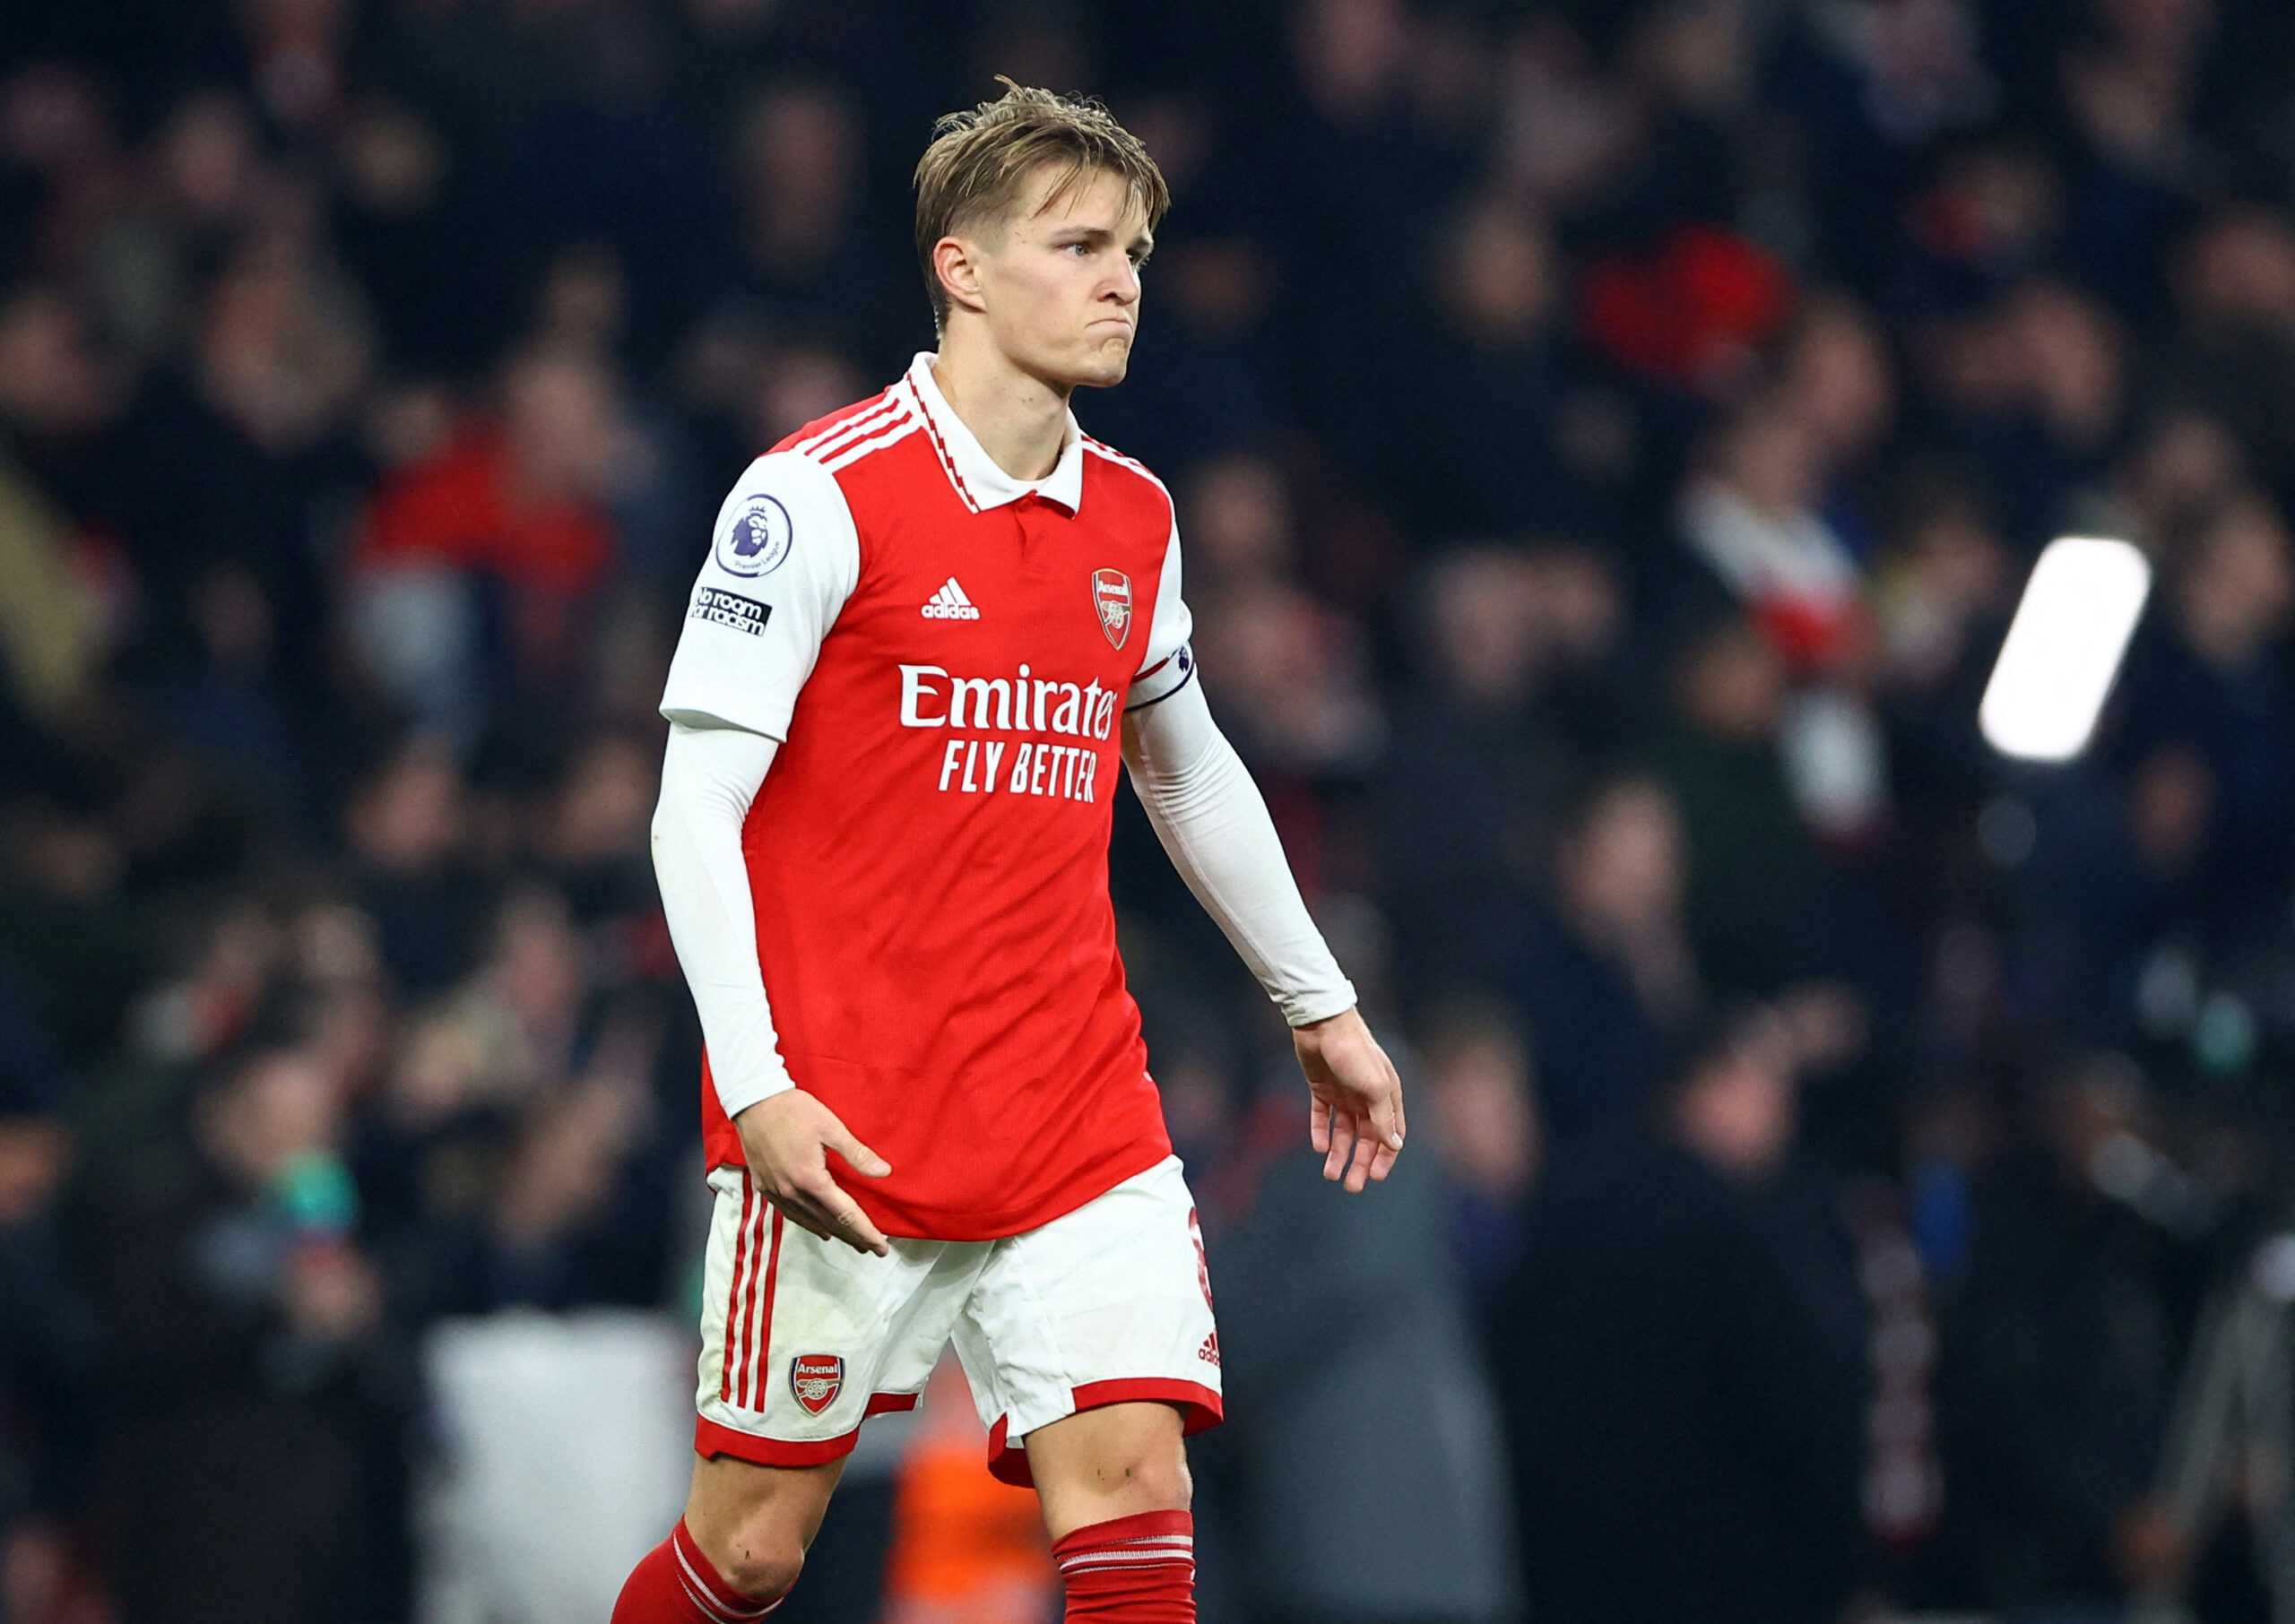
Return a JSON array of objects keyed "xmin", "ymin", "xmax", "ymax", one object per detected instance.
[
  {"xmin": 96, "ymin": 222, "xmax": 373, "ymax": 711},
  {"xmin": 77, "ymin": 1043, "xmax": 403, "ymax": 1624},
  {"xmin": 1929, "ymin": 1056, "xmax": 2195, "ymax": 1620},
  {"xmin": 2110, "ymin": 488, "xmax": 2295, "ymax": 929},
  {"xmin": 1896, "ymin": 134, "xmax": 2062, "ymax": 311},
  {"xmin": 749, "ymin": 339, "xmax": 869, "ymax": 453},
  {"xmin": 1511, "ymin": 773, "xmax": 1699, "ymax": 1149},
  {"xmin": 1416, "ymin": 994, "xmax": 1540, "ymax": 1293},
  {"xmin": 1649, "ymin": 613, "xmax": 1840, "ymax": 996},
  {"xmin": 1377, "ymin": 544, "xmax": 1574, "ymax": 1003},
  {"xmin": 1390, "ymin": 194, "xmax": 1590, "ymax": 540},
  {"xmin": 719, "ymin": 81, "xmax": 912, "ymax": 377},
  {"xmin": 1925, "ymin": 280, "xmax": 2131, "ymax": 549},
  {"xmin": 343, "ymin": 735, "xmax": 491, "ymax": 998},
  {"xmin": 1869, "ymin": 475, "xmax": 2012, "ymax": 704},
  {"xmin": 536, "ymin": 728, "xmax": 661, "ymax": 931},
  {"xmin": 1579, "ymin": 225, "xmax": 1794, "ymax": 400},
  {"xmin": 358, "ymin": 881, "xmax": 670, "ymax": 1318},
  {"xmin": 1079, "ymin": 225, "xmax": 1282, "ymax": 474},
  {"xmin": 1777, "ymin": 292, "xmax": 1897, "ymax": 482},
  {"xmin": 1196, "ymin": 1076, "xmax": 1516, "ymax": 1624},
  {"xmin": 1867, "ymin": 475, "xmax": 2014, "ymax": 935},
  {"xmin": 0, "ymin": 282, "xmax": 120, "ymax": 483},
  {"xmin": 2098, "ymin": 407, "xmax": 2245, "ymax": 549},
  {"xmin": 329, "ymin": 99, "xmax": 472, "ymax": 373},
  {"xmin": 1186, "ymin": 454, "xmax": 1383, "ymax": 785},
  {"xmin": 2157, "ymin": 208, "xmax": 2295, "ymax": 512},
  {"xmin": 0, "ymin": 1052, "xmax": 100, "ymax": 1624},
  {"xmin": 0, "ymin": 800, "xmax": 146, "ymax": 1076},
  {"xmin": 351, "ymin": 343, "xmax": 624, "ymax": 746},
  {"xmin": 1489, "ymin": 1010, "xmax": 1869, "ymax": 1624},
  {"xmin": 1677, "ymin": 402, "xmax": 1866, "ymax": 671}
]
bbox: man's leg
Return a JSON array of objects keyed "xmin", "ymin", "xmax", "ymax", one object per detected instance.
[
  {"xmin": 1026, "ymin": 1401, "xmax": 1194, "ymax": 1621},
  {"xmin": 611, "ymin": 1454, "xmax": 844, "ymax": 1622}
]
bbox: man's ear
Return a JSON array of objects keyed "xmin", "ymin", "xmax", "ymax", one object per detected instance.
[{"xmin": 933, "ymin": 235, "xmax": 987, "ymax": 319}]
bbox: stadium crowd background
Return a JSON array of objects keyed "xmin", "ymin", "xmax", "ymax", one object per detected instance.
[{"xmin": 4, "ymin": 0, "xmax": 2295, "ymax": 1620}]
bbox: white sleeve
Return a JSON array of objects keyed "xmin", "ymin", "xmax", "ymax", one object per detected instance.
[
  {"xmin": 1126, "ymin": 513, "xmax": 1197, "ymax": 710},
  {"xmin": 1122, "ymin": 677, "xmax": 1358, "ymax": 1026},
  {"xmin": 660, "ymin": 451, "xmax": 861, "ymax": 740},
  {"xmin": 651, "ymin": 720, "xmax": 793, "ymax": 1119}
]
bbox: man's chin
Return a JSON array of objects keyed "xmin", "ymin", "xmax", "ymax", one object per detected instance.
[
  {"xmin": 1019, "ymin": 335, "xmax": 1132, "ymax": 392},
  {"xmin": 1068, "ymin": 341, "xmax": 1132, "ymax": 390}
]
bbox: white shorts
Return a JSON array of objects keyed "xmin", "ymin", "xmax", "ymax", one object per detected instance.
[{"xmin": 695, "ymin": 1154, "xmax": 1222, "ymax": 1484}]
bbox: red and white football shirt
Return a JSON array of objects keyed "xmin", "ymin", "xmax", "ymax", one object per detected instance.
[{"xmin": 660, "ymin": 354, "xmax": 1198, "ymax": 1241}]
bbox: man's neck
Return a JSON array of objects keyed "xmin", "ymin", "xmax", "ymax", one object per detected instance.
[{"xmin": 931, "ymin": 327, "xmax": 1070, "ymax": 483}]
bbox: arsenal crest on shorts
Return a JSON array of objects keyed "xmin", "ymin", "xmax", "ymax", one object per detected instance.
[
  {"xmin": 1091, "ymin": 568, "xmax": 1132, "ymax": 649},
  {"xmin": 789, "ymin": 1353, "xmax": 844, "ymax": 1415}
]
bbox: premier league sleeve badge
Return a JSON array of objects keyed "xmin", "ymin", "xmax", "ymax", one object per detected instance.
[{"xmin": 716, "ymin": 493, "xmax": 793, "ymax": 577}]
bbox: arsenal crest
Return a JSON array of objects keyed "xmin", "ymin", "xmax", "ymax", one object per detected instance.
[
  {"xmin": 789, "ymin": 1353, "xmax": 844, "ymax": 1415},
  {"xmin": 1091, "ymin": 567, "xmax": 1132, "ymax": 649}
]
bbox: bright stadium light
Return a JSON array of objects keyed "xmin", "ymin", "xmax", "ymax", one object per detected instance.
[{"xmin": 1979, "ymin": 536, "xmax": 2152, "ymax": 763}]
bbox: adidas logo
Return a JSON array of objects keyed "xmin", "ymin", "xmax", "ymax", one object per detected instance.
[
  {"xmin": 1197, "ymin": 1332, "xmax": 1221, "ymax": 1369},
  {"xmin": 921, "ymin": 577, "xmax": 981, "ymax": 620}
]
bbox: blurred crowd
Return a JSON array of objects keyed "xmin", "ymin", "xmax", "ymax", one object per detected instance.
[{"xmin": 4, "ymin": 0, "xmax": 2295, "ymax": 1620}]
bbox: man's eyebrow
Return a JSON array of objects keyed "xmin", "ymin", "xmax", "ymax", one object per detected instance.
[{"xmin": 1047, "ymin": 222, "xmax": 1154, "ymax": 256}]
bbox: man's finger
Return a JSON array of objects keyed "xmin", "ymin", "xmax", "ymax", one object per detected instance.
[
  {"xmin": 1309, "ymin": 1095, "xmax": 1332, "ymax": 1155},
  {"xmin": 764, "ymin": 1191, "xmax": 836, "ymax": 1243},
  {"xmin": 810, "ymin": 1178, "xmax": 890, "ymax": 1256},
  {"xmin": 1343, "ymin": 1129, "xmax": 1377, "ymax": 1194},
  {"xmin": 822, "ymin": 1118, "xmax": 892, "ymax": 1179},
  {"xmin": 769, "ymin": 1183, "xmax": 852, "ymax": 1246},
  {"xmin": 1367, "ymin": 1136, "xmax": 1401, "ymax": 1183},
  {"xmin": 1321, "ymin": 1108, "xmax": 1355, "ymax": 1183},
  {"xmin": 1368, "ymin": 1083, "xmax": 1405, "ymax": 1153}
]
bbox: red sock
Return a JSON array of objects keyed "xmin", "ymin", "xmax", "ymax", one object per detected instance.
[
  {"xmin": 1052, "ymin": 1509, "xmax": 1195, "ymax": 1621},
  {"xmin": 610, "ymin": 1519, "xmax": 782, "ymax": 1623}
]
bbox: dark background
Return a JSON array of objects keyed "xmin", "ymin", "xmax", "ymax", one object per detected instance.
[{"xmin": 3, "ymin": 0, "xmax": 2295, "ymax": 1620}]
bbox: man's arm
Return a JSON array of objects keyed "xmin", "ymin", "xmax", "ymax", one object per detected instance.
[
  {"xmin": 1121, "ymin": 678, "xmax": 1405, "ymax": 1190},
  {"xmin": 651, "ymin": 719, "xmax": 892, "ymax": 1253},
  {"xmin": 653, "ymin": 447, "xmax": 891, "ymax": 1252}
]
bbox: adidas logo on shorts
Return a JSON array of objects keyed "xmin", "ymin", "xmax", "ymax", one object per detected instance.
[{"xmin": 922, "ymin": 577, "xmax": 981, "ymax": 620}]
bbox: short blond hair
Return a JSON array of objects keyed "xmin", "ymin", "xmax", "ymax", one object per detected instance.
[{"xmin": 914, "ymin": 80, "xmax": 1170, "ymax": 333}]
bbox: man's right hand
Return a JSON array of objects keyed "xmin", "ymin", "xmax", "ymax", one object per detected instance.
[{"xmin": 732, "ymin": 1090, "xmax": 894, "ymax": 1256}]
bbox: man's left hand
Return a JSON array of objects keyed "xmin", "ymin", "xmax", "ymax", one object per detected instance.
[{"xmin": 1294, "ymin": 1006, "xmax": 1405, "ymax": 1193}]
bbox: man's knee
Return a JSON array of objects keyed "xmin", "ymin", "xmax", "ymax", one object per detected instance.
[
  {"xmin": 714, "ymin": 1534, "xmax": 804, "ymax": 1603},
  {"xmin": 1109, "ymin": 1435, "xmax": 1191, "ymax": 1510},
  {"xmin": 684, "ymin": 1453, "xmax": 841, "ymax": 1602},
  {"xmin": 1028, "ymin": 1400, "xmax": 1194, "ymax": 1530}
]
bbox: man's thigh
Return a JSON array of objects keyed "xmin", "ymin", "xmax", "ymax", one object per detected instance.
[
  {"xmin": 696, "ymin": 1167, "xmax": 981, "ymax": 1465},
  {"xmin": 1024, "ymin": 1399, "xmax": 1190, "ymax": 1538},
  {"xmin": 684, "ymin": 1452, "xmax": 845, "ymax": 1573},
  {"xmin": 951, "ymin": 1155, "xmax": 1222, "ymax": 1490}
]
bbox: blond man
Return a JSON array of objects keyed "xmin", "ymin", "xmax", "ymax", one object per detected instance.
[{"xmin": 615, "ymin": 82, "xmax": 1404, "ymax": 1624}]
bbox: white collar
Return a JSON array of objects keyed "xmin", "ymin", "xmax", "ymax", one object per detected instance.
[{"xmin": 902, "ymin": 351, "xmax": 1087, "ymax": 514}]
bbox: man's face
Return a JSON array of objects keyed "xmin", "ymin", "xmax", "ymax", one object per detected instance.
[{"xmin": 950, "ymin": 165, "xmax": 1151, "ymax": 388}]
